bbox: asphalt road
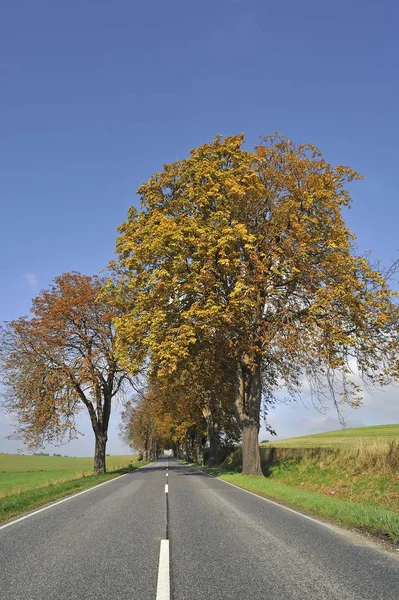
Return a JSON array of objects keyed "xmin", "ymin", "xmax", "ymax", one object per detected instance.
[{"xmin": 1, "ymin": 459, "xmax": 398, "ymax": 599}]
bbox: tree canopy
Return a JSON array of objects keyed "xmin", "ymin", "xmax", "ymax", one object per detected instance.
[
  {"xmin": 0, "ymin": 272, "xmax": 133, "ymax": 474},
  {"xmin": 109, "ymin": 133, "xmax": 399, "ymax": 474},
  {"xmin": 3, "ymin": 134, "xmax": 397, "ymax": 477}
]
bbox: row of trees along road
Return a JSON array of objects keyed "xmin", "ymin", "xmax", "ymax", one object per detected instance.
[{"xmin": 1, "ymin": 134, "xmax": 399, "ymax": 475}]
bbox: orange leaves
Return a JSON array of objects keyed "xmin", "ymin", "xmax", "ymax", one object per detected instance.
[{"xmin": 1, "ymin": 272, "xmax": 131, "ymax": 450}]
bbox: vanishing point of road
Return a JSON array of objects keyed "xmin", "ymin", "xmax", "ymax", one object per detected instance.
[{"xmin": 1, "ymin": 459, "xmax": 398, "ymax": 599}]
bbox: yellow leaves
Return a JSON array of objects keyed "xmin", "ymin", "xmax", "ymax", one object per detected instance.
[
  {"xmin": 326, "ymin": 240, "xmax": 339, "ymax": 249},
  {"xmin": 109, "ymin": 132, "xmax": 399, "ymax": 418},
  {"xmin": 218, "ymin": 257, "xmax": 230, "ymax": 267}
]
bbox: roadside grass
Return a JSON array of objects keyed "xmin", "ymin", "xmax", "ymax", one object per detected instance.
[
  {"xmin": 259, "ymin": 451, "xmax": 398, "ymax": 513},
  {"xmin": 182, "ymin": 461, "xmax": 399, "ymax": 544},
  {"xmin": 0, "ymin": 454, "xmax": 149, "ymax": 523},
  {"xmin": 224, "ymin": 440, "xmax": 399, "ymax": 513}
]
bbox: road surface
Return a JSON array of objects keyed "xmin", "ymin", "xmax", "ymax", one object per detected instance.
[{"xmin": 1, "ymin": 459, "xmax": 398, "ymax": 599}]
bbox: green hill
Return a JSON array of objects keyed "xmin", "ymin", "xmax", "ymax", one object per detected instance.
[{"xmin": 262, "ymin": 424, "xmax": 399, "ymax": 448}]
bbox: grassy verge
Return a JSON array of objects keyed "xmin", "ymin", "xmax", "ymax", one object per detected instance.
[
  {"xmin": 224, "ymin": 442, "xmax": 399, "ymax": 513},
  {"xmin": 182, "ymin": 461, "xmax": 399, "ymax": 544},
  {"xmin": 0, "ymin": 462, "xmax": 150, "ymax": 523}
]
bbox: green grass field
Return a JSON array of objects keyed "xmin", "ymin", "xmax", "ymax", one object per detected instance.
[
  {"xmin": 0, "ymin": 454, "xmax": 137, "ymax": 497},
  {"xmin": 0, "ymin": 454, "xmax": 144, "ymax": 522},
  {"xmin": 260, "ymin": 424, "xmax": 399, "ymax": 448}
]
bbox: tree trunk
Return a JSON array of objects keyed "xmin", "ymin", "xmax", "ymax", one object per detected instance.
[
  {"xmin": 242, "ymin": 424, "xmax": 262, "ymax": 475},
  {"xmin": 94, "ymin": 433, "xmax": 107, "ymax": 475},
  {"xmin": 207, "ymin": 423, "xmax": 219, "ymax": 466},
  {"xmin": 151, "ymin": 441, "xmax": 158, "ymax": 461},
  {"xmin": 235, "ymin": 355, "xmax": 263, "ymax": 476}
]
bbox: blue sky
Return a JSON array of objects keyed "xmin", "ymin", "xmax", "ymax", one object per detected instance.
[{"xmin": 1, "ymin": 0, "xmax": 398, "ymax": 456}]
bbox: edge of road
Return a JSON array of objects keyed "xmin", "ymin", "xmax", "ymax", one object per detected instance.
[
  {"xmin": 177, "ymin": 460, "xmax": 399, "ymax": 556},
  {"xmin": 0, "ymin": 461, "xmax": 153, "ymax": 531}
]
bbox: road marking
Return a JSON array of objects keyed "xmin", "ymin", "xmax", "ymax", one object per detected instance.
[
  {"xmin": 166, "ymin": 472, "xmax": 168, "ymax": 477},
  {"xmin": 0, "ymin": 473, "xmax": 129, "ymax": 531},
  {"xmin": 165, "ymin": 484, "xmax": 169, "ymax": 493},
  {"xmin": 214, "ymin": 478, "xmax": 336, "ymax": 530},
  {"xmin": 156, "ymin": 539, "xmax": 170, "ymax": 600},
  {"xmin": 182, "ymin": 463, "xmax": 340, "ymax": 532},
  {"xmin": 189, "ymin": 467, "xmax": 397, "ymax": 552},
  {"xmin": 0, "ymin": 460, "xmax": 155, "ymax": 532}
]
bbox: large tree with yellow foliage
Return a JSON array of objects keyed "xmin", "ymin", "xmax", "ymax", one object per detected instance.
[{"xmin": 111, "ymin": 134, "xmax": 399, "ymax": 475}]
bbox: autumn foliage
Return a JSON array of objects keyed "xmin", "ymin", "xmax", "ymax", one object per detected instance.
[
  {"xmin": 2, "ymin": 134, "xmax": 398, "ymax": 477},
  {"xmin": 110, "ymin": 134, "xmax": 399, "ymax": 475},
  {"xmin": 121, "ymin": 357, "xmax": 240, "ymax": 465},
  {"xmin": 0, "ymin": 272, "xmax": 133, "ymax": 474}
]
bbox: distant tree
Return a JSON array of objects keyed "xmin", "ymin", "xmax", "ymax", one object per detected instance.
[
  {"xmin": 120, "ymin": 393, "xmax": 163, "ymax": 461},
  {"xmin": 0, "ymin": 272, "xmax": 134, "ymax": 474},
  {"xmin": 110, "ymin": 134, "xmax": 399, "ymax": 475}
]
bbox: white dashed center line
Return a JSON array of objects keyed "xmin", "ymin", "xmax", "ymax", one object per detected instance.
[{"xmin": 156, "ymin": 539, "xmax": 170, "ymax": 600}]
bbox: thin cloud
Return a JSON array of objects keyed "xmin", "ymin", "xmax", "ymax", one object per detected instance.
[{"xmin": 24, "ymin": 272, "xmax": 39, "ymax": 291}]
